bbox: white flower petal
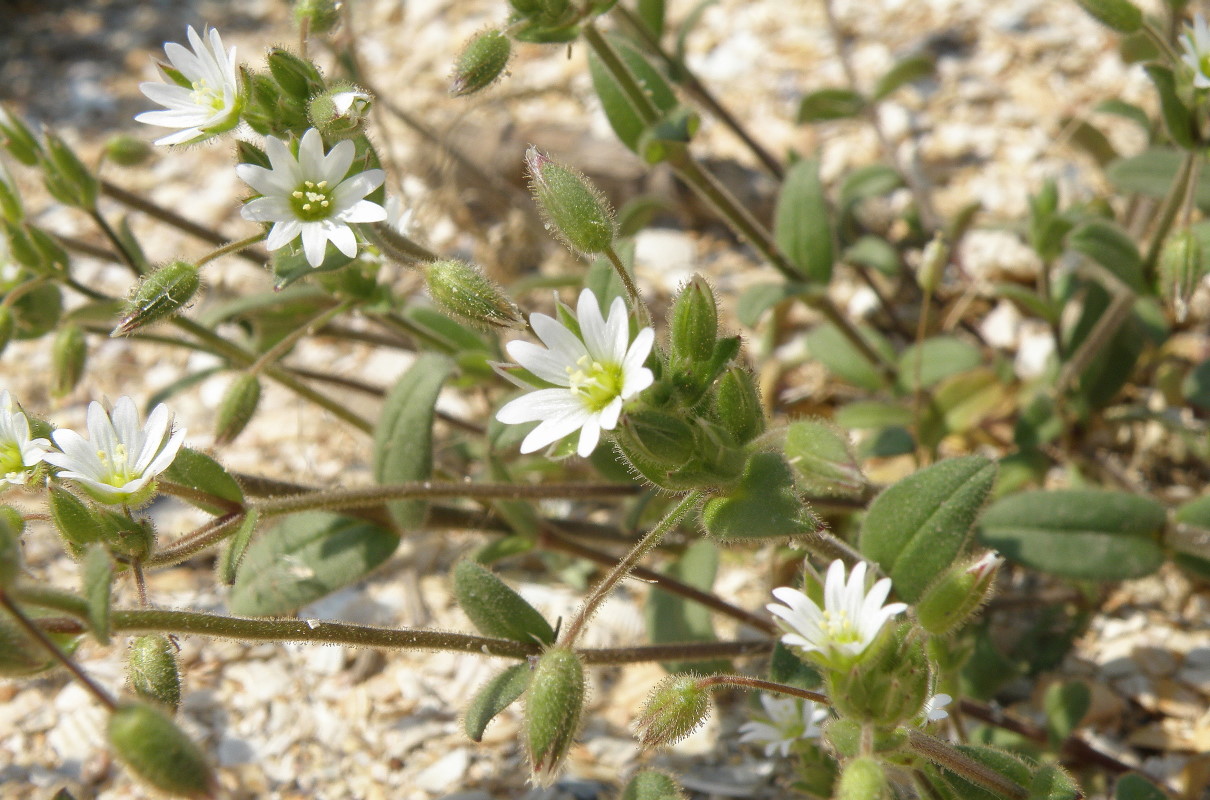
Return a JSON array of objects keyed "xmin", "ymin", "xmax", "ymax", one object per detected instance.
[
  {"xmin": 300, "ymin": 223, "xmax": 330, "ymax": 267},
  {"xmin": 265, "ymin": 220, "xmax": 302, "ymax": 252}
]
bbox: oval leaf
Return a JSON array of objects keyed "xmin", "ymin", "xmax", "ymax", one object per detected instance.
[
  {"xmin": 797, "ymin": 87, "xmax": 866, "ymax": 123},
  {"xmin": 775, "ymin": 159, "xmax": 833, "ymax": 284},
  {"xmin": 588, "ymin": 37, "xmax": 678, "ymax": 154},
  {"xmin": 464, "ymin": 663, "xmax": 530, "ymax": 742},
  {"xmin": 162, "ymin": 448, "xmax": 244, "ymax": 515},
  {"xmin": 81, "ymin": 543, "xmax": 113, "ymax": 645},
  {"xmin": 451, "ymin": 560, "xmax": 555, "ymax": 645},
  {"xmin": 701, "ymin": 452, "xmax": 815, "ymax": 541}
]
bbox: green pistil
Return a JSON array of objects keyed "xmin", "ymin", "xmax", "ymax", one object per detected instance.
[
  {"xmin": 566, "ymin": 355, "xmax": 624, "ymax": 412},
  {"xmin": 290, "ymin": 180, "xmax": 335, "ymax": 221}
]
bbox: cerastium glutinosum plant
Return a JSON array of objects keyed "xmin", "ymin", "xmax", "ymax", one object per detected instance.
[{"xmin": 2, "ymin": 0, "xmax": 1208, "ymax": 797}]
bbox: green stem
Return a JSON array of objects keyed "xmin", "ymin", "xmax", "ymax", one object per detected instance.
[
  {"xmin": 145, "ymin": 512, "xmax": 246, "ymax": 568},
  {"xmin": 806, "ymin": 293, "xmax": 900, "ymax": 385},
  {"xmin": 88, "ymin": 208, "xmax": 142, "ymax": 276},
  {"xmin": 1142, "ymin": 149, "xmax": 1198, "ymax": 282},
  {"xmin": 561, "ymin": 490, "xmax": 705, "ymax": 645},
  {"xmin": 603, "ymin": 243, "xmax": 652, "ymax": 328},
  {"xmin": 249, "ymin": 299, "xmax": 355, "ymax": 375},
  {"xmin": 196, "ymin": 233, "xmax": 268, "ymax": 267},
  {"xmin": 365, "ymin": 222, "xmax": 440, "ymax": 264},
  {"xmin": 693, "ymin": 674, "xmax": 829, "ymax": 705},
  {"xmin": 906, "ymin": 729, "xmax": 1030, "ymax": 800}
]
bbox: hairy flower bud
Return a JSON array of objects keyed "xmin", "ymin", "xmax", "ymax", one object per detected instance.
[
  {"xmin": 104, "ymin": 134, "xmax": 153, "ymax": 167},
  {"xmin": 128, "ymin": 634, "xmax": 182, "ymax": 712},
  {"xmin": 51, "ymin": 325, "xmax": 86, "ymax": 397},
  {"xmin": 915, "ymin": 552, "xmax": 1002, "ymax": 636},
  {"xmin": 0, "ymin": 107, "xmax": 42, "ymax": 166},
  {"xmin": 214, "ymin": 373, "xmax": 262, "ymax": 445},
  {"xmin": 115, "ymin": 261, "xmax": 201, "ymax": 336},
  {"xmin": 266, "ymin": 48, "xmax": 326, "ymax": 103},
  {"xmin": 633, "ymin": 675, "xmax": 711, "ymax": 748},
  {"xmin": 526, "ymin": 147, "xmax": 617, "ymax": 255},
  {"xmin": 1073, "ymin": 0, "xmax": 1142, "ymax": 33},
  {"xmin": 916, "ymin": 234, "xmax": 948, "ymax": 293},
  {"xmin": 669, "ymin": 275, "xmax": 718, "ymax": 370},
  {"xmin": 108, "ymin": 702, "xmax": 215, "ymax": 798},
  {"xmin": 41, "ymin": 131, "xmax": 98, "ymax": 210},
  {"xmin": 712, "ymin": 367, "xmax": 766, "ymax": 445},
  {"xmin": 425, "ymin": 260, "xmax": 525, "ymax": 329},
  {"xmin": 525, "ymin": 646, "xmax": 586, "ymax": 786},
  {"xmin": 451, "ymin": 29, "xmax": 511, "ymax": 97},
  {"xmin": 308, "ymin": 84, "xmax": 372, "ymax": 139},
  {"xmin": 837, "ymin": 757, "xmax": 887, "ymax": 800},
  {"xmin": 294, "ymin": 0, "xmax": 342, "ymax": 34},
  {"xmin": 1158, "ymin": 229, "xmax": 1205, "ymax": 321},
  {"xmin": 621, "ymin": 771, "xmax": 688, "ymax": 800}
]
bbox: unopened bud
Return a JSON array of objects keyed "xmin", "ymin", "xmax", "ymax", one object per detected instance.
[
  {"xmin": 837, "ymin": 757, "xmax": 886, "ymax": 800},
  {"xmin": 1158, "ymin": 229, "xmax": 1205, "ymax": 321},
  {"xmin": 214, "ymin": 373, "xmax": 262, "ymax": 445},
  {"xmin": 915, "ymin": 552, "xmax": 1002, "ymax": 636},
  {"xmin": 669, "ymin": 275, "xmax": 718, "ymax": 369},
  {"xmin": 266, "ymin": 48, "xmax": 325, "ymax": 102},
  {"xmin": 526, "ymin": 147, "xmax": 617, "ymax": 255},
  {"xmin": 51, "ymin": 325, "xmax": 86, "ymax": 397},
  {"xmin": 621, "ymin": 771, "xmax": 688, "ymax": 800},
  {"xmin": 105, "ymin": 134, "xmax": 153, "ymax": 167},
  {"xmin": 451, "ymin": 29, "xmax": 511, "ymax": 97},
  {"xmin": 129, "ymin": 634, "xmax": 182, "ymax": 712},
  {"xmin": 452, "ymin": 560, "xmax": 556, "ymax": 645},
  {"xmin": 107, "ymin": 702, "xmax": 215, "ymax": 798},
  {"xmin": 0, "ymin": 172, "xmax": 23, "ymax": 222},
  {"xmin": 115, "ymin": 261, "xmax": 200, "ymax": 336},
  {"xmin": 294, "ymin": 0, "xmax": 342, "ymax": 34},
  {"xmin": 0, "ymin": 107, "xmax": 41, "ymax": 166},
  {"xmin": 632, "ymin": 674, "xmax": 711, "ymax": 748},
  {"xmin": 425, "ymin": 260, "xmax": 525, "ymax": 330},
  {"xmin": 712, "ymin": 367, "xmax": 766, "ymax": 445},
  {"xmin": 41, "ymin": 131, "xmax": 98, "ymax": 210},
  {"xmin": 0, "ymin": 306, "xmax": 14, "ymax": 357},
  {"xmin": 0, "ymin": 506, "xmax": 22, "ymax": 587},
  {"xmin": 1073, "ymin": 0, "xmax": 1142, "ymax": 33},
  {"xmin": 525, "ymin": 646, "xmax": 586, "ymax": 786},
  {"xmin": 308, "ymin": 84, "xmax": 372, "ymax": 139},
  {"xmin": 916, "ymin": 234, "xmax": 948, "ymax": 293}
]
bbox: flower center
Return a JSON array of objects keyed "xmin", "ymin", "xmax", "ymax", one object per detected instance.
[
  {"xmin": 566, "ymin": 355, "xmax": 624, "ymax": 412},
  {"xmin": 97, "ymin": 443, "xmax": 137, "ymax": 488},
  {"xmin": 820, "ymin": 608, "xmax": 861, "ymax": 646},
  {"xmin": 188, "ymin": 79, "xmax": 228, "ymax": 113},
  {"xmin": 1201, "ymin": 54, "xmax": 1210, "ymax": 76},
  {"xmin": 290, "ymin": 180, "xmax": 336, "ymax": 222},
  {"xmin": 0, "ymin": 441, "xmax": 25, "ymax": 481}
]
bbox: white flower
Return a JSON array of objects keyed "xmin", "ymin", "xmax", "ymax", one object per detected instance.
[
  {"xmin": 331, "ymin": 90, "xmax": 372, "ymax": 117},
  {"xmin": 496, "ymin": 289, "xmax": 654, "ymax": 458},
  {"xmin": 135, "ymin": 26, "xmax": 242, "ymax": 146},
  {"xmin": 1182, "ymin": 14, "xmax": 1210, "ymax": 89},
  {"xmin": 236, "ymin": 128, "xmax": 386, "ymax": 268},
  {"xmin": 0, "ymin": 391, "xmax": 49, "ymax": 487},
  {"xmin": 737, "ymin": 694, "xmax": 828, "ymax": 758},
  {"xmin": 923, "ymin": 693, "xmax": 952, "ymax": 722},
  {"xmin": 768, "ymin": 560, "xmax": 907, "ymax": 667},
  {"xmin": 43, "ymin": 397, "xmax": 185, "ymax": 504}
]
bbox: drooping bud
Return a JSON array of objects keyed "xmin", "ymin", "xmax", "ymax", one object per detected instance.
[
  {"xmin": 712, "ymin": 366, "xmax": 766, "ymax": 445},
  {"xmin": 1073, "ymin": 0, "xmax": 1142, "ymax": 33},
  {"xmin": 836, "ymin": 757, "xmax": 887, "ymax": 800},
  {"xmin": 451, "ymin": 29, "xmax": 512, "ymax": 97},
  {"xmin": 524, "ymin": 646, "xmax": 586, "ymax": 785},
  {"xmin": 214, "ymin": 373, "xmax": 262, "ymax": 445},
  {"xmin": 51, "ymin": 325, "xmax": 86, "ymax": 397},
  {"xmin": 0, "ymin": 306, "xmax": 14, "ymax": 358},
  {"xmin": 452, "ymin": 560, "xmax": 556, "ymax": 645},
  {"xmin": 307, "ymin": 83, "xmax": 372, "ymax": 139},
  {"xmin": 266, "ymin": 48, "xmax": 326, "ymax": 103},
  {"xmin": 425, "ymin": 260, "xmax": 525, "ymax": 330},
  {"xmin": 669, "ymin": 275, "xmax": 718, "ymax": 369},
  {"xmin": 1158, "ymin": 229, "xmax": 1205, "ymax": 321},
  {"xmin": 621, "ymin": 771, "xmax": 689, "ymax": 800},
  {"xmin": 107, "ymin": 702, "xmax": 216, "ymax": 798},
  {"xmin": 915, "ymin": 552, "xmax": 1002, "ymax": 636},
  {"xmin": 0, "ymin": 107, "xmax": 42, "ymax": 166},
  {"xmin": 916, "ymin": 233, "xmax": 948, "ymax": 293},
  {"xmin": 41, "ymin": 131, "xmax": 98, "ymax": 210},
  {"xmin": 632, "ymin": 674, "xmax": 711, "ymax": 748},
  {"xmin": 0, "ymin": 506, "xmax": 22, "ymax": 587},
  {"xmin": 114, "ymin": 261, "xmax": 201, "ymax": 336},
  {"xmin": 104, "ymin": 134, "xmax": 153, "ymax": 167},
  {"xmin": 294, "ymin": 0, "xmax": 342, "ymax": 34},
  {"xmin": 526, "ymin": 147, "xmax": 617, "ymax": 255},
  {"xmin": 128, "ymin": 634, "xmax": 182, "ymax": 713}
]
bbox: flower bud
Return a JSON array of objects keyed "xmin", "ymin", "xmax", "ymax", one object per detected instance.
[
  {"xmin": 669, "ymin": 275, "xmax": 718, "ymax": 370},
  {"xmin": 452, "ymin": 560, "xmax": 556, "ymax": 645},
  {"xmin": 51, "ymin": 325, "xmax": 86, "ymax": 397},
  {"xmin": 525, "ymin": 646, "xmax": 586, "ymax": 785},
  {"xmin": 526, "ymin": 147, "xmax": 617, "ymax": 255},
  {"xmin": 0, "ymin": 505, "xmax": 22, "ymax": 587},
  {"xmin": 107, "ymin": 702, "xmax": 215, "ymax": 798},
  {"xmin": 1073, "ymin": 0, "xmax": 1142, "ymax": 33},
  {"xmin": 98, "ymin": 511, "xmax": 156, "ymax": 561},
  {"xmin": 104, "ymin": 134, "xmax": 153, "ymax": 167},
  {"xmin": 837, "ymin": 757, "xmax": 887, "ymax": 800},
  {"xmin": 0, "ymin": 107, "xmax": 42, "ymax": 166},
  {"xmin": 41, "ymin": 131, "xmax": 98, "ymax": 210},
  {"xmin": 0, "ymin": 306, "xmax": 14, "ymax": 357},
  {"xmin": 621, "ymin": 771, "xmax": 688, "ymax": 800},
  {"xmin": 712, "ymin": 367, "xmax": 765, "ymax": 445},
  {"xmin": 0, "ymin": 172, "xmax": 23, "ymax": 222},
  {"xmin": 632, "ymin": 675, "xmax": 711, "ymax": 748},
  {"xmin": 128, "ymin": 634, "xmax": 182, "ymax": 713},
  {"xmin": 115, "ymin": 261, "xmax": 201, "ymax": 336},
  {"xmin": 451, "ymin": 29, "xmax": 512, "ymax": 97},
  {"xmin": 308, "ymin": 84, "xmax": 372, "ymax": 139},
  {"xmin": 214, "ymin": 373, "xmax": 262, "ymax": 445},
  {"xmin": 294, "ymin": 0, "xmax": 342, "ymax": 34},
  {"xmin": 1158, "ymin": 229, "xmax": 1205, "ymax": 321},
  {"xmin": 915, "ymin": 552, "xmax": 1002, "ymax": 636},
  {"xmin": 618, "ymin": 411, "xmax": 698, "ymax": 468},
  {"xmin": 916, "ymin": 234, "xmax": 948, "ymax": 293},
  {"xmin": 425, "ymin": 260, "xmax": 525, "ymax": 329},
  {"xmin": 266, "ymin": 48, "xmax": 326, "ymax": 103}
]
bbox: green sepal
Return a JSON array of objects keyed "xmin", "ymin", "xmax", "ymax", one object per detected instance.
[{"xmin": 701, "ymin": 452, "xmax": 815, "ymax": 541}]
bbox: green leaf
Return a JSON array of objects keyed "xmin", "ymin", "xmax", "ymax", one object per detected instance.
[
  {"xmin": 451, "ymin": 560, "xmax": 555, "ymax": 645},
  {"xmin": 844, "ymin": 236, "xmax": 900, "ymax": 277},
  {"xmin": 897, "ymin": 336, "xmax": 983, "ymax": 392},
  {"xmin": 839, "ymin": 164, "xmax": 904, "ymax": 208},
  {"xmin": 1043, "ymin": 681, "xmax": 1090, "ymax": 746},
  {"xmin": 769, "ymin": 640, "xmax": 821, "ymax": 690},
  {"xmin": 48, "ymin": 485, "xmax": 101, "ymax": 556},
  {"xmin": 1094, "ymin": 99, "xmax": 1151, "ymax": 133},
  {"xmin": 805, "ymin": 323, "xmax": 895, "ymax": 391},
  {"xmin": 782, "ymin": 419, "xmax": 865, "ymax": 496},
  {"xmin": 835, "ymin": 401, "xmax": 913, "ymax": 430},
  {"xmin": 1143, "ymin": 65, "xmax": 1196, "ymax": 150},
  {"xmin": 976, "ymin": 490, "xmax": 1165, "ymax": 580},
  {"xmin": 1067, "ymin": 219, "xmax": 1145, "ymax": 292},
  {"xmin": 736, "ymin": 281, "xmax": 806, "ymax": 327},
  {"xmin": 1106, "ymin": 148, "xmax": 1210, "ymax": 209},
  {"xmin": 636, "ymin": 0, "xmax": 666, "ymax": 38},
  {"xmin": 797, "ymin": 88, "xmax": 866, "ymax": 123},
  {"xmin": 646, "ymin": 540, "xmax": 729, "ymax": 673},
  {"xmin": 872, "ymin": 53, "xmax": 935, "ymax": 100},
  {"xmin": 928, "ymin": 368, "xmax": 1009, "ymax": 438},
  {"xmin": 992, "ymin": 282, "xmax": 1059, "ymax": 324},
  {"xmin": 373, "ymin": 354, "xmax": 455, "ymax": 531},
  {"xmin": 701, "ymin": 452, "xmax": 813, "ymax": 541},
  {"xmin": 937, "ymin": 745, "xmax": 1034, "ymax": 800},
  {"xmin": 464, "ymin": 663, "xmax": 530, "ymax": 742},
  {"xmin": 859, "ymin": 456, "xmax": 997, "ymax": 602},
  {"xmin": 217, "ymin": 510, "xmax": 260, "ymax": 586},
  {"xmin": 162, "ymin": 447, "xmax": 244, "ymax": 515},
  {"xmin": 1182, "ymin": 358, "xmax": 1210, "ymax": 410},
  {"xmin": 1029, "ymin": 765, "xmax": 1080, "ymax": 800},
  {"xmin": 588, "ymin": 37, "xmax": 679, "ymax": 154},
  {"xmin": 228, "ymin": 512, "xmax": 400, "ymax": 616},
  {"xmin": 271, "ymin": 243, "xmax": 356, "ymax": 290},
  {"xmin": 1114, "ymin": 774, "xmax": 1171, "ymax": 800},
  {"xmin": 775, "ymin": 159, "xmax": 833, "ymax": 284},
  {"xmin": 81, "ymin": 543, "xmax": 113, "ymax": 645},
  {"xmin": 1059, "ymin": 117, "xmax": 1119, "ymax": 167}
]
